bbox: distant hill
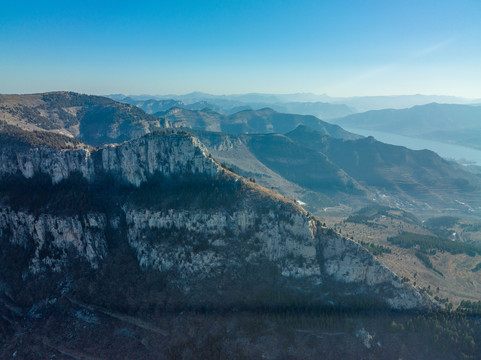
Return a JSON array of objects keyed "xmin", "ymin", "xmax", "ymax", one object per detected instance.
[
  {"xmin": 246, "ymin": 133, "xmax": 363, "ymax": 195},
  {"xmin": 269, "ymin": 101, "xmax": 354, "ymax": 119},
  {"xmin": 121, "ymin": 97, "xmax": 240, "ymax": 115},
  {"xmin": 108, "ymin": 92, "xmax": 477, "ymax": 114},
  {"xmin": 331, "ymin": 103, "xmax": 481, "ymax": 150},
  {"xmin": 113, "ymin": 95, "xmax": 354, "ymax": 119},
  {"xmin": 125, "ymin": 91, "xmax": 333, "ymax": 104},
  {"xmin": 0, "ymin": 120, "xmax": 88, "ymax": 150},
  {"xmin": 333, "ymin": 95, "xmax": 475, "ymax": 112},
  {"xmin": 192, "ymin": 125, "xmax": 481, "ymax": 212},
  {"xmin": 286, "ymin": 125, "xmax": 481, "ymax": 208},
  {"xmin": 122, "ymin": 98, "xmax": 186, "ymax": 113},
  {"xmin": 189, "ymin": 129, "xmax": 368, "ymax": 210},
  {"xmin": 157, "ymin": 107, "xmax": 360, "ymax": 139},
  {"xmin": 0, "ymin": 92, "xmax": 169, "ymax": 145}
]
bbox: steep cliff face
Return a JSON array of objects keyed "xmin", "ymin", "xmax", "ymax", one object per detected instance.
[
  {"xmin": 0, "ymin": 209, "xmax": 107, "ymax": 273},
  {"xmin": 0, "ymin": 130, "xmax": 430, "ymax": 312},
  {"xmin": 0, "ymin": 130, "xmax": 219, "ymax": 186},
  {"xmin": 315, "ymin": 228, "xmax": 427, "ymax": 309},
  {"xmin": 126, "ymin": 207, "xmax": 320, "ymax": 279},
  {"xmin": 100, "ymin": 131, "xmax": 218, "ymax": 186},
  {"xmin": 0, "ymin": 205, "xmax": 426, "ymax": 310},
  {"xmin": 125, "ymin": 204, "xmax": 428, "ymax": 310},
  {"xmin": 0, "ymin": 146, "xmax": 93, "ymax": 184}
]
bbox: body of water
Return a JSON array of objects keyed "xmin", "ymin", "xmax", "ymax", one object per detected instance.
[{"xmin": 345, "ymin": 128, "xmax": 481, "ymax": 166}]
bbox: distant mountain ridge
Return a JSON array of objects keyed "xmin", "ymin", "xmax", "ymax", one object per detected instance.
[
  {"xmin": 121, "ymin": 97, "xmax": 245, "ymax": 115},
  {"xmin": 0, "ymin": 91, "xmax": 169, "ymax": 145},
  {"xmin": 157, "ymin": 107, "xmax": 360, "ymax": 139},
  {"xmin": 286, "ymin": 125, "xmax": 481, "ymax": 206},
  {"xmin": 107, "ymin": 92, "xmax": 479, "ymax": 114},
  {"xmin": 332, "ymin": 95, "xmax": 478, "ymax": 112},
  {"xmin": 332, "ymin": 103, "xmax": 481, "ymax": 150},
  {"xmin": 191, "ymin": 125, "xmax": 481, "ymax": 212},
  {"xmin": 114, "ymin": 95, "xmax": 355, "ymax": 119}
]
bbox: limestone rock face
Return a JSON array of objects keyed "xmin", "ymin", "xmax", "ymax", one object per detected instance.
[
  {"xmin": 315, "ymin": 229, "xmax": 429, "ymax": 309},
  {"xmin": 0, "ymin": 130, "xmax": 432, "ymax": 310},
  {"xmin": 0, "ymin": 205, "xmax": 427, "ymax": 310},
  {"xmin": 0, "ymin": 208, "xmax": 107, "ymax": 273},
  {"xmin": 0, "ymin": 130, "xmax": 220, "ymax": 186},
  {"xmin": 126, "ymin": 208, "xmax": 320, "ymax": 279},
  {"xmin": 100, "ymin": 132, "xmax": 219, "ymax": 186},
  {"xmin": 124, "ymin": 206, "xmax": 428, "ymax": 310},
  {"xmin": 0, "ymin": 146, "xmax": 93, "ymax": 184}
]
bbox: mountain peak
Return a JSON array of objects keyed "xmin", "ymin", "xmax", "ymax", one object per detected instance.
[
  {"xmin": 255, "ymin": 107, "xmax": 277, "ymax": 114},
  {"xmin": 0, "ymin": 91, "xmax": 168, "ymax": 146}
]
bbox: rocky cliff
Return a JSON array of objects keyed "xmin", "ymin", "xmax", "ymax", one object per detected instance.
[
  {"xmin": 0, "ymin": 130, "xmax": 431, "ymax": 313},
  {"xmin": 0, "ymin": 209, "xmax": 107, "ymax": 273},
  {"xmin": 0, "ymin": 129, "xmax": 219, "ymax": 185},
  {"xmin": 124, "ymin": 204, "xmax": 428, "ymax": 309}
]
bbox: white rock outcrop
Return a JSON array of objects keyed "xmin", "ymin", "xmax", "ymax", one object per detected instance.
[
  {"xmin": 0, "ymin": 208, "xmax": 107, "ymax": 273},
  {"xmin": 0, "ymin": 130, "xmax": 219, "ymax": 186},
  {"xmin": 126, "ymin": 209, "xmax": 320, "ymax": 279},
  {"xmin": 124, "ymin": 206, "xmax": 428, "ymax": 309}
]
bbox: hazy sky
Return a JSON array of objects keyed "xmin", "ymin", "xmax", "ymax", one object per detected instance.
[{"xmin": 1, "ymin": 0, "xmax": 480, "ymax": 97}]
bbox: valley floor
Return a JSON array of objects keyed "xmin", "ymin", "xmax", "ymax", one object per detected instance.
[{"xmin": 322, "ymin": 210, "xmax": 481, "ymax": 307}]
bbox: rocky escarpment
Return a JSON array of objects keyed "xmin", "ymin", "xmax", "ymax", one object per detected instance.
[
  {"xmin": 0, "ymin": 200, "xmax": 428, "ymax": 310},
  {"xmin": 314, "ymin": 228, "xmax": 426, "ymax": 309},
  {"xmin": 0, "ymin": 130, "xmax": 219, "ymax": 186},
  {"xmin": 0, "ymin": 130, "xmax": 431, "ymax": 313},
  {"xmin": 124, "ymin": 202, "xmax": 429, "ymax": 310},
  {"xmin": 0, "ymin": 209, "xmax": 107, "ymax": 273},
  {"xmin": 126, "ymin": 207, "xmax": 320, "ymax": 279}
]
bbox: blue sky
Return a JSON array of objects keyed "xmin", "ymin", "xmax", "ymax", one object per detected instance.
[{"xmin": 1, "ymin": 0, "xmax": 480, "ymax": 97}]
